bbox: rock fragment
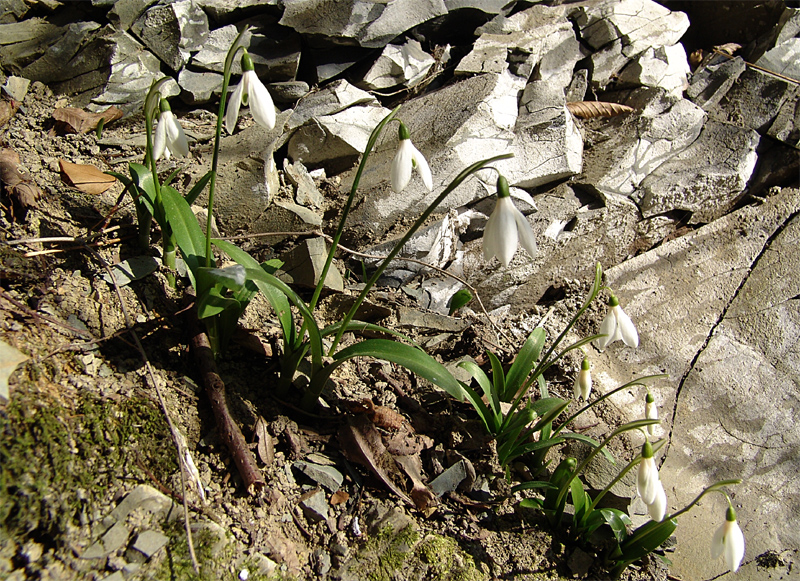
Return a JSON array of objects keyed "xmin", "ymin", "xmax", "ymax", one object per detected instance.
[
  {"xmin": 359, "ymin": 39, "xmax": 435, "ymax": 91},
  {"xmin": 131, "ymin": 0, "xmax": 209, "ymax": 72}
]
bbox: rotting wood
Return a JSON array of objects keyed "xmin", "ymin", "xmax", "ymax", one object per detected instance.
[{"xmin": 187, "ymin": 316, "xmax": 265, "ymax": 496}]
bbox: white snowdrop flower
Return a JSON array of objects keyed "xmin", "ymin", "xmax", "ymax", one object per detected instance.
[
  {"xmin": 595, "ymin": 294, "xmax": 639, "ymax": 350},
  {"xmin": 238, "ymin": 568, "xmax": 250, "ymax": 581},
  {"xmin": 573, "ymin": 357, "xmax": 592, "ymax": 400},
  {"xmin": 647, "ymin": 479, "xmax": 667, "ymax": 522},
  {"xmin": 483, "ymin": 175, "xmax": 538, "ymax": 267},
  {"xmin": 712, "ymin": 506, "xmax": 745, "ymax": 573},
  {"xmin": 225, "ymin": 50, "xmax": 276, "ymax": 133},
  {"xmin": 645, "ymin": 391, "xmax": 658, "ymax": 437},
  {"xmin": 637, "ymin": 440, "xmax": 660, "ymax": 506},
  {"xmin": 153, "ymin": 98, "xmax": 189, "ymax": 161},
  {"xmin": 390, "ymin": 122, "xmax": 432, "ymax": 193}
]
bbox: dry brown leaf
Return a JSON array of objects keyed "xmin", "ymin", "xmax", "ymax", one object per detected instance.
[
  {"xmin": 330, "ymin": 490, "xmax": 349, "ymax": 506},
  {"xmin": 52, "ymin": 106, "xmax": 123, "ymax": 135},
  {"xmin": 0, "ymin": 100, "xmax": 20, "ymax": 128},
  {"xmin": 714, "ymin": 42, "xmax": 741, "ymax": 57},
  {"xmin": 394, "ymin": 453, "xmax": 438, "ymax": 516},
  {"xmin": 567, "ymin": 101, "xmax": 635, "ymax": 119},
  {"xmin": 253, "ymin": 416, "xmax": 274, "ymax": 465},
  {"xmin": 58, "ymin": 159, "xmax": 116, "ymax": 195},
  {"xmin": 0, "ymin": 340, "xmax": 29, "ymax": 403},
  {"xmin": 338, "ymin": 415, "xmax": 414, "ymax": 507},
  {"xmin": 0, "ymin": 148, "xmax": 42, "ymax": 219}
]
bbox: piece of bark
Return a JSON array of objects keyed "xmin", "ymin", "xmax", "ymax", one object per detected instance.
[{"xmin": 188, "ymin": 318, "xmax": 265, "ymax": 496}]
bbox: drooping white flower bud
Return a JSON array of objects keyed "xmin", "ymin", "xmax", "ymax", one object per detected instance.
[{"xmin": 711, "ymin": 506, "xmax": 745, "ymax": 573}]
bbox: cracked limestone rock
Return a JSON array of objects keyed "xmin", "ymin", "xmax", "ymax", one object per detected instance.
[
  {"xmin": 573, "ymin": 0, "xmax": 690, "ymax": 91},
  {"xmin": 359, "ymin": 39, "xmax": 435, "ymax": 91},
  {"xmin": 131, "ymin": 0, "xmax": 209, "ymax": 71}
]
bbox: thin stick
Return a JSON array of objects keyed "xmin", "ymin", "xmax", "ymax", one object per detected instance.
[
  {"xmin": 23, "ymin": 236, "xmax": 130, "ymax": 257},
  {"xmin": 85, "ymin": 246, "xmax": 200, "ymax": 573},
  {"xmin": 6, "ymin": 225, "xmax": 124, "ymax": 246}
]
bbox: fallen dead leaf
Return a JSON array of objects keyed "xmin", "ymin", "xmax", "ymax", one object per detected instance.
[
  {"xmin": 338, "ymin": 415, "xmax": 414, "ymax": 507},
  {"xmin": 567, "ymin": 101, "xmax": 635, "ymax": 119},
  {"xmin": 394, "ymin": 453, "xmax": 438, "ymax": 516},
  {"xmin": 253, "ymin": 415, "xmax": 275, "ymax": 465},
  {"xmin": 0, "ymin": 99, "xmax": 20, "ymax": 128},
  {"xmin": 52, "ymin": 106, "xmax": 123, "ymax": 135},
  {"xmin": 59, "ymin": 159, "xmax": 116, "ymax": 195},
  {"xmin": 0, "ymin": 341, "xmax": 29, "ymax": 403},
  {"xmin": 0, "ymin": 148, "xmax": 42, "ymax": 219}
]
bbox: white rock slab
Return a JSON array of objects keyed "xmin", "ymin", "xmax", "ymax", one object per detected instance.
[
  {"xmin": 359, "ymin": 39, "xmax": 435, "ymax": 91},
  {"xmin": 590, "ymin": 187, "xmax": 800, "ymax": 581}
]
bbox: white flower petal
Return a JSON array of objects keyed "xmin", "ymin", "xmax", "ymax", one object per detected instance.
[
  {"xmin": 646, "ymin": 400, "xmax": 658, "ymax": 436},
  {"xmin": 711, "ymin": 522, "xmax": 725, "ymax": 559},
  {"xmin": 153, "ymin": 116, "xmax": 167, "ymax": 161},
  {"xmin": 410, "ymin": 144, "xmax": 433, "ymax": 191},
  {"xmin": 595, "ymin": 312, "xmax": 616, "ymax": 350},
  {"xmin": 725, "ymin": 520, "xmax": 745, "ymax": 572},
  {"xmin": 164, "ymin": 111, "xmax": 189, "ymax": 157},
  {"xmin": 484, "ymin": 197, "xmax": 518, "ymax": 267},
  {"xmin": 225, "ymin": 80, "xmax": 244, "ymax": 134},
  {"xmin": 245, "ymin": 70, "xmax": 276, "ymax": 130},
  {"xmin": 615, "ymin": 305, "xmax": 639, "ymax": 347},
  {"xmin": 513, "ymin": 207, "xmax": 538, "ymax": 259},
  {"xmin": 391, "ymin": 139, "xmax": 413, "ymax": 193},
  {"xmin": 647, "ymin": 480, "xmax": 667, "ymax": 521},
  {"xmin": 637, "ymin": 456, "xmax": 660, "ymax": 505}
]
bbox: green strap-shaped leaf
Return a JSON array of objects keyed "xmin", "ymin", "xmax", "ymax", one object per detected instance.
[
  {"xmin": 212, "ymin": 239, "xmax": 295, "ymax": 346},
  {"xmin": 460, "ymin": 381, "xmax": 498, "ymax": 434},
  {"xmin": 487, "ymin": 350, "xmax": 507, "ymax": 403},
  {"xmin": 320, "ymin": 320, "xmax": 418, "ymax": 348},
  {"xmin": 598, "ymin": 509, "xmax": 632, "ymax": 542},
  {"xmin": 618, "ymin": 518, "xmax": 677, "ymax": 563},
  {"xmin": 458, "ymin": 359, "xmax": 499, "ymax": 417},
  {"xmin": 197, "ymin": 287, "xmax": 240, "ymax": 319},
  {"xmin": 505, "ymin": 328, "xmax": 545, "ymax": 400},
  {"xmin": 571, "ymin": 477, "xmax": 589, "ymax": 525},
  {"xmin": 318, "ymin": 339, "xmax": 464, "ymax": 402},
  {"xmin": 244, "ymin": 267, "xmax": 322, "ymax": 375},
  {"xmin": 129, "ymin": 163, "xmax": 159, "ymax": 217},
  {"xmin": 559, "ymin": 432, "xmax": 616, "ymax": 464},
  {"xmin": 160, "ymin": 184, "xmax": 207, "ymax": 287}
]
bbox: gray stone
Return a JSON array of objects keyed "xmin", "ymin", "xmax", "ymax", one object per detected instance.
[
  {"xmin": 102, "ymin": 256, "xmax": 160, "ymax": 287},
  {"xmin": 429, "ymin": 460, "xmax": 468, "ymax": 497},
  {"xmin": 306, "ymin": 45, "xmax": 373, "ymax": 83},
  {"xmin": 287, "ymin": 79, "xmax": 377, "ymax": 131},
  {"xmin": 757, "ymin": 36, "xmax": 800, "ymax": 82},
  {"xmin": 637, "ymin": 120, "xmax": 760, "ymax": 222},
  {"xmin": 191, "ymin": 22, "xmax": 302, "ymax": 81},
  {"xmin": 616, "ymin": 43, "xmax": 690, "ymax": 97},
  {"xmin": 89, "ymin": 31, "xmax": 180, "ymax": 114},
  {"xmin": 178, "ymin": 69, "xmax": 223, "ymax": 105},
  {"xmin": 585, "ymin": 89, "xmax": 706, "ymax": 199},
  {"xmin": 81, "ymin": 521, "xmax": 130, "ymax": 559},
  {"xmin": 269, "ymin": 80, "xmax": 310, "ymax": 104},
  {"xmin": 709, "ymin": 67, "xmax": 799, "ymax": 133},
  {"xmin": 278, "ymin": 237, "xmax": 344, "ymax": 292},
  {"xmin": 293, "ymin": 461, "xmax": 344, "ymax": 493},
  {"xmin": 359, "ymin": 39, "xmax": 435, "ymax": 91},
  {"xmin": 279, "ymin": 0, "xmax": 448, "ymax": 49},
  {"xmin": 1, "ymin": 76, "xmax": 29, "ymax": 101},
  {"xmin": 109, "ymin": 485, "xmax": 175, "ymax": 522},
  {"xmin": 131, "ymin": 0, "xmax": 209, "ymax": 72},
  {"xmin": 20, "ymin": 21, "xmax": 106, "ymax": 84},
  {"xmin": 108, "ymin": 0, "xmax": 156, "ymax": 31},
  {"xmin": 686, "ymin": 56, "xmax": 747, "ymax": 111},
  {"xmin": 0, "ymin": 19, "xmax": 63, "ymax": 71},
  {"xmin": 0, "ymin": 0, "xmax": 29, "ymax": 21},
  {"xmin": 767, "ymin": 92, "xmax": 800, "ymax": 148},
  {"xmin": 456, "ymin": 4, "xmax": 580, "ymax": 87},
  {"xmin": 131, "ymin": 530, "xmax": 169, "ymax": 558},
  {"xmin": 288, "ymin": 104, "xmax": 392, "ymax": 170},
  {"xmin": 283, "ymin": 159, "xmax": 323, "ymax": 208},
  {"xmin": 567, "ymin": 547, "xmax": 594, "ymax": 578},
  {"xmin": 396, "ymin": 307, "xmax": 469, "ymax": 333},
  {"xmin": 444, "ymin": 0, "xmax": 507, "ymax": 12},
  {"xmin": 198, "ymin": 0, "xmax": 279, "ymax": 23},
  {"xmin": 298, "ymin": 489, "xmax": 328, "ymax": 522},
  {"xmin": 574, "ymin": 0, "xmax": 690, "ymax": 90},
  {"xmin": 584, "ymin": 188, "xmax": 800, "ymax": 581}
]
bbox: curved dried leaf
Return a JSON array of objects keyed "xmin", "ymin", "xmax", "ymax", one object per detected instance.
[
  {"xmin": 59, "ymin": 159, "xmax": 116, "ymax": 195},
  {"xmin": 567, "ymin": 101, "xmax": 635, "ymax": 119},
  {"xmin": 52, "ymin": 106, "xmax": 123, "ymax": 135}
]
